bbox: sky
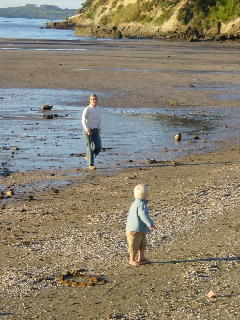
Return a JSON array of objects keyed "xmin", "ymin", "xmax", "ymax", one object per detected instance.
[{"xmin": 0, "ymin": 1, "xmax": 83, "ymax": 9}]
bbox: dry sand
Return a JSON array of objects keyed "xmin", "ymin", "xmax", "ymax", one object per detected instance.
[{"xmin": 0, "ymin": 38, "xmax": 240, "ymax": 320}]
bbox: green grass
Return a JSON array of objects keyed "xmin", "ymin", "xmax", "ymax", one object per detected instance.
[
  {"xmin": 178, "ymin": 0, "xmax": 240, "ymax": 29},
  {"xmin": 97, "ymin": 0, "xmax": 109, "ymax": 6},
  {"xmin": 111, "ymin": 0, "xmax": 166, "ymax": 25},
  {"xmin": 209, "ymin": 0, "xmax": 240, "ymax": 23},
  {"xmin": 79, "ymin": 0, "xmax": 239, "ymax": 31},
  {"xmin": 111, "ymin": 3, "xmax": 142, "ymax": 24},
  {"xmin": 85, "ymin": 10, "xmax": 95, "ymax": 19},
  {"xmin": 99, "ymin": 14, "xmax": 110, "ymax": 25},
  {"xmin": 154, "ymin": 7, "xmax": 174, "ymax": 25}
]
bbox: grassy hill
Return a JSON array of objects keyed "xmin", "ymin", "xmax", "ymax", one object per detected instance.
[
  {"xmin": 46, "ymin": 0, "xmax": 240, "ymax": 40},
  {"xmin": 0, "ymin": 4, "xmax": 76, "ymax": 20}
]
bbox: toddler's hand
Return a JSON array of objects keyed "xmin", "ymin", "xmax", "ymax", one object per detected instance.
[{"xmin": 151, "ymin": 225, "xmax": 156, "ymax": 230}]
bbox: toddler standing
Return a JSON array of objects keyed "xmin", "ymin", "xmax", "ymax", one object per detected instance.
[{"xmin": 126, "ymin": 184, "xmax": 156, "ymax": 266}]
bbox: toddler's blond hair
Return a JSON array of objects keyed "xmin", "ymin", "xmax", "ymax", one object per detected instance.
[{"xmin": 134, "ymin": 184, "xmax": 150, "ymax": 200}]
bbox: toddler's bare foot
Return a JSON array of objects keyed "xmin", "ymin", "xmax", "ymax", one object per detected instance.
[{"xmin": 129, "ymin": 261, "xmax": 140, "ymax": 267}]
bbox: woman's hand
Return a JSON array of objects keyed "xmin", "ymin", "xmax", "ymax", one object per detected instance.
[{"xmin": 87, "ymin": 130, "xmax": 92, "ymax": 136}]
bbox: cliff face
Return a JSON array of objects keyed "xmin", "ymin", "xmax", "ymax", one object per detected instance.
[{"xmin": 47, "ymin": 0, "xmax": 240, "ymax": 40}]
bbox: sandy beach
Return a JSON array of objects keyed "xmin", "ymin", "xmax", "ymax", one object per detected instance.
[
  {"xmin": 0, "ymin": 38, "xmax": 240, "ymax": 109},
  {"xmin": 0, "ymin": 38, "xmax": 240, "ymax": 320}
]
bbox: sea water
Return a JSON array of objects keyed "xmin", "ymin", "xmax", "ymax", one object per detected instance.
[
  {"xmin": 0, "ymin": 88, "xmax": 239, "ymax": 173},
  {"xmin": 0, "ymin": 16, "xmax": 94, "ymax": 40}
]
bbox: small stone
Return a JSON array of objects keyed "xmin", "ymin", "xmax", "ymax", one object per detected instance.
[
  {"xmin": 12, "ymin": 146, "xmax": 20, "ymax": 151},
  {"xmin": 43, "ymin": 114, "xmax": 54, "ymax": 119},
  {"xmin": 147, "ymin": 159, "xmax": 158, "ymax": 164},
  {"xmin": 6, "ymin": 188, "xmax": 14, "ymax": 197},
  {"xmin": 175, "ymin": 133, "xmax": 181, "ymax": 141},
  {"xmin": 40, "ymin": 104, "xmax": 53, "ymax": 111},
  {"xmin": 169, "ymin": 99, "xmax": 177, "ymax": 106},
  {"xmin": 1, "ymin": 168, "xmax": 10, "ymax": 177},
  {"xmin": 207, "ymin": 290, "xmax": 217, "ymax": 299},
  {"xmin": 26, "ymin": 195, "xmax": 34, "ymax": 201}
]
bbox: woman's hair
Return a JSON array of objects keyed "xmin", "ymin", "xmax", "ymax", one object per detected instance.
[
  {"xmin": 90, "ymin": 93, "xmax": 97, "ymax": 99},
  {"xmin": 134, "ymin": 184, "xmax": 150, "ymax": 200}
]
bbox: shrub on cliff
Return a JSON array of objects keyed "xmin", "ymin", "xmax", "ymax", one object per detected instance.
[
  {"xmin": 178, "ymin": 0, "xmax": 240, "ymax": 30},
  {"xmin": 69, "ymin": 0, "xmax": 240, "ymax": 38}
]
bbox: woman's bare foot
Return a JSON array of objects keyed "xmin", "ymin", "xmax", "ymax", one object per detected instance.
[{"xmin": 129, "ymin": 261, "xmax": 140, "ymax": 267}]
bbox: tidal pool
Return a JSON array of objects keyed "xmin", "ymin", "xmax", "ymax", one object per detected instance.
[{"xmin": 0, "ymin": 88, "xmax": 239, "ymax": 174}]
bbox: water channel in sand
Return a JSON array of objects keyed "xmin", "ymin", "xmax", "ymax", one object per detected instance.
[{"xmin": 0, "ymin": 88, "xmax": 240, "ymax": 175}]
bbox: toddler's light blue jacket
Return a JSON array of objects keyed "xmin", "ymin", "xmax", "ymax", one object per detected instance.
[{"xmin": 126, "ymin": 199, "xmax": 154, "ymax": 233}]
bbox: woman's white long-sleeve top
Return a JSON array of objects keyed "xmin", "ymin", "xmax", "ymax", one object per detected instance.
[{"xmin": 81, "ymin": 105, "xmax": 101, "ymax": 132}]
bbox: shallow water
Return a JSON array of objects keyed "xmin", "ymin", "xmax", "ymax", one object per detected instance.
[
  {"xmin": 0, "ymin": 17, "xmax": 94, "ymax": 40},
  {"xmin": 0, "ymin": 88, "xmax": 240, "ymax": 175},
  {"xmin": 0, "ymin": 47, "xmax": 89, "ymax": 51}
]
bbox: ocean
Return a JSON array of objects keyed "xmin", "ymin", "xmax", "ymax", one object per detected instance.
[{"xmin": 0, "ymin": 16, "xmax": 93, "ymax": 40}]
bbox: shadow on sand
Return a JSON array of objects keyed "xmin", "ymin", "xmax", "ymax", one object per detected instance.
[{"xmin": 151, "ymin": 255, "xmax": 240, "ymax": 265}]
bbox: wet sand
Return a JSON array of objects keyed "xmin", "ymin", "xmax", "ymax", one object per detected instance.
[
  {"xmin": 0, "ymin": 38, "xmax": 240, "ymax": 108},
  {"xmin": 0, "ymin": 38, "xmax": 240, "ymax": 320}
]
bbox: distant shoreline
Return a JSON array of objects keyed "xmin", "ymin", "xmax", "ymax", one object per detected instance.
[{"xmin": 0, "ymin": 5, "xmax": 76, "ymax": 20}]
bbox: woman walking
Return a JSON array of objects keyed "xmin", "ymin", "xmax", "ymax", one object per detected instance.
[{"xmin": 81, "ymin": 94, "xmax": 102, "ymax": 170}]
